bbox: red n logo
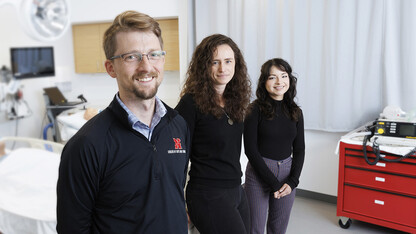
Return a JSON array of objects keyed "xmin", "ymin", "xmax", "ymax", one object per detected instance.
[{"xmin": 173, "ymin": 138, "xmax": 182, "ymax": 149}]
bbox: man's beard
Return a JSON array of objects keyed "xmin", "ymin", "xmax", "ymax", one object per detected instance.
[
  {"xmin": 133, "ymin": 85, "xmax": 158, "ymax": 100},
  {"xmin": 132, "ymin": 72, "xmax": 160, "ymax": 100}
]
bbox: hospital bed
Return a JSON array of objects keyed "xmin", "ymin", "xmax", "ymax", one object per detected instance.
[
  {"xmin": 0, "ymin": 137, "xmax": 202, "ymax": 234},
  {"xmin": 0, "ymin": 137, "xmax": 63, "ymax": 234},
  {"xmin": 55, "ymin": 108, "xmax": 89, "ymax": 142},
  {"xmin": 52, "ymin": 107, "xmax": 101, "ymax": 142}
]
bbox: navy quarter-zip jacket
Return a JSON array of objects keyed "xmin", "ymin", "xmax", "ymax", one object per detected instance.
[{"xmin": 57, "ymin": 95, "xmax": 190, "ymax": 234}]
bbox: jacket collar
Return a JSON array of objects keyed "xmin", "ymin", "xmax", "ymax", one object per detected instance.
[{"xmin": 107, "ymin": 94, "xmax": 178, "ymax": 129}]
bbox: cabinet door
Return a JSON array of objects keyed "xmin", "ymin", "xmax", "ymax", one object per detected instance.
[
  {"xmin": 73, "ymin": 19, "xmax": 179, "ymax": 73},
  {"xmin": 72, "ymin": 24, "xmax": 102, "ymax": 73},
  {"xmin": 158, "ymin": 19, "xmax": 179, "ymax": 71},
  {"xmin": 73, "ymin": 23, "xmax": 111, "ymax": 73},
  {"xmin": 98, "ymin": 23, "xmax": 111, "ymax": 71}
]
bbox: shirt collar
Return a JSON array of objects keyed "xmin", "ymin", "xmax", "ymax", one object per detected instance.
[{"xmin": 115, "ymin": 93, "xmax": 167, "ymax": 128}]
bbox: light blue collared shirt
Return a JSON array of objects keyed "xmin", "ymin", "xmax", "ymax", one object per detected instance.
[{"xmin": 116, "ymin": 94, "xmax": 167, "ymax": 140}]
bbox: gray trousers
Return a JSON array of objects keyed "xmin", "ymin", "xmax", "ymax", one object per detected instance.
[{"xmin": 244, "ymin": 157, "xmax": 296, "ymax": 234}]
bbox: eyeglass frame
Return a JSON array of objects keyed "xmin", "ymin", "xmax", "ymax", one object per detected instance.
[{"xmin": 109, "ymin": 50, "xmax": 167, "ymax": 63}]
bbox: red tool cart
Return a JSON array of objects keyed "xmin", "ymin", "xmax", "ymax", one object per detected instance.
[{"xmin": 337, "ymin": 141, "xmax": 416, "ymax": 233}]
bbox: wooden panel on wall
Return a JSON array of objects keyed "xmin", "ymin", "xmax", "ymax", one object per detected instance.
[
  {"xmin": 158, "ymin": 18, "xmax": 179, "ymax": 71},
  {"xmin": 72, "ymin": 18, "xmax": 179, "ymax": 73},
  {"xmin": 72, "ymin": 23, "xmax": 111, "ymax": 73},
  {"xmin": 72, "ymin": 24, "xmax": 101, "ymax": 73},
  {"xmin": 99, "ymin": 23, "xmax": 112, "ymax": 64}
]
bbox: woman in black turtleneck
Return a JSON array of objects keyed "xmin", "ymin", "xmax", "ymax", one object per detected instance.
[
  {"xmin": 175, "ymin": 34, "xmax": 252, "ymax": 234},
  {"xmin": 244, "ymin": 58, "xmax": 305, "ymax": 234}
]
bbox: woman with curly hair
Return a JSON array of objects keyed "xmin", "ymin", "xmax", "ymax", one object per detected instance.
[
  {"xmin": 175, "ymin": 34, "xmax": 252, "ymax": 233},
  {"xmin": 244, "ymin": 58, "xmax": 305, "ymax": 234}
]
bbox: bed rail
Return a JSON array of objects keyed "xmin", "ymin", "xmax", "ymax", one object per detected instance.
[{"xmin": 0, "ymin": 136, "xmax": 64, "ymax": 154}]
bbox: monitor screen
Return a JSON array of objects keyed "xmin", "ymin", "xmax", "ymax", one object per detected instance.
[
  {"xmin": 10, "ymin": 47, "xmax": 55, "ymax": 79},
  {"xmin": 399, "ymin": 124, "xmax": 415, "ymax": 137}
]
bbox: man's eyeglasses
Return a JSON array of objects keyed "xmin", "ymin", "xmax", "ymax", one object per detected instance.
[{"xmin": 109, "ymin": 50, "xmax": 166, "ymax": 64}]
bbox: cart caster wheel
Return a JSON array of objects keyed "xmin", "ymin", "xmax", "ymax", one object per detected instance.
[{"xmin": 338, "ymin": 218, "xmax": 352, "ymax": 229}]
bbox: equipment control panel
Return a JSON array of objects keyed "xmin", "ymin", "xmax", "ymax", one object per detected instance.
[{"xmin": 375, "ymin": 120, "xmax": 416, "ymax": 139}]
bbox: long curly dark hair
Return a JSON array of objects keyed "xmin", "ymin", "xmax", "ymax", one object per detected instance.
[
  {"xmin": 180, "ymin": 34, "xmax": 251, "ymax": 123},
  {"xmin": 253, "ymin": 58, "xmax": 301, "ymax": 121}
]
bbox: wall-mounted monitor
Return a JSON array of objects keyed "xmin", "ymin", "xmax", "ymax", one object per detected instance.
[{"xmin": 10, "ymin": 47, "xmax": 55, "ymax": 79}]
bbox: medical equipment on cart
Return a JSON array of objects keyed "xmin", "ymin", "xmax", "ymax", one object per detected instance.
[
  {"xmin": 340, "ymin": 106, "xmax": 416, "ymax": 163},
  {"xmin": 337, "ymin": 106, "xmax": 416, "ymax": 233},
  {"xmin": 43, "ymin": 87, "xmax": 88, "ymax": 142},
  {"xmin": 359, "ymin": 106, "xmax": 416, "ymax": 165}
]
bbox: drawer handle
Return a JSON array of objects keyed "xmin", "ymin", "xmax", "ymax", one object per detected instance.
[
  {"xmin": 375, "ymin": 177, "xmax": 385, "ymax": 182},
  {"xmin": 374, "ymin": 200, "xmax": 384, "ymax": 205},
  {"xmin": 376, "ymin": 162, "xmax": 386, "ymax": 167}
]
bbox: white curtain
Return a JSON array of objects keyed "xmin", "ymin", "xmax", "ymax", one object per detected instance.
[{"xmin": 189, "ymin": 0, "xmax": 416, "ymax": 132}]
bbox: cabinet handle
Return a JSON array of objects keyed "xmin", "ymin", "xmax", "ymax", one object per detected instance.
[
  {"xmin": 374, "ymin": 200, "xmax": 384, "ymax": 205},
  {"xmin": 376, "ymin": 162, "xmax": 386, "ymax": 167},
  {"xmin": 375, "ymin": 177, "xmax": 385, "ymax": 182}
]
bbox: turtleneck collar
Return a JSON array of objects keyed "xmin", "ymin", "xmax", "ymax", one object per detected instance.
[{"xmin": 272, "ymin": 99, "xmax": 282, "ymax": 105}]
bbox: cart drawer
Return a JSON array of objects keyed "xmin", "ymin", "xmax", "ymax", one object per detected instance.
[
  {"xmin": 345, "ymin": 155, "xmax": 416, "ymax": 177},
  {"xmin": 343, "ymin": 185, "xmax": 416, "ymax": 227},
  {"xmin": 344, "ymin": 148, "xmax": 416, "ymax": 164},
  {"xmin": 344, "ymin": 167, "xmax": 416, "ymax": 196}
]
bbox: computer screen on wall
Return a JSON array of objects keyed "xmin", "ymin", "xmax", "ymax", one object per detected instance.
[{"xmin": 10, "ymin": 47, "xmax": 55, "ymax": 79}]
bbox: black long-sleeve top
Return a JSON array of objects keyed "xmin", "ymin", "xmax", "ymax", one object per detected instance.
[
  {"xmin": 244, "ymin": 100, "xmax": 305, "ymax": 191},
  {"xmin": 175, "ymin": 93, "xmax": 243, "ymax": 188}
]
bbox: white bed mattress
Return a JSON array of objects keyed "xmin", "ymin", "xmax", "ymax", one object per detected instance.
[{"xmin": 0, "ymin": 147, "xmax": 60, "ymax": 234}]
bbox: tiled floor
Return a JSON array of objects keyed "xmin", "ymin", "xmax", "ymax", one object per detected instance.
[
  {"xmin": 1, "ymin": 191, "xmax": 409, "ymax": 234},
  {"xmin": 287, "ymin": 196, "xmax": 408, "ymax": 234}
]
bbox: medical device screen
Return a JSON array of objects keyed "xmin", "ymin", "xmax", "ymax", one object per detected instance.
[{"xmin": 10, "ymin": 47, "xmax": 55, "ymax": 79}]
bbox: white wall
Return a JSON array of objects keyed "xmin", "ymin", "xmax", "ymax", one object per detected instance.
[
  {"xmin": 300, "ymin": 131, "xmax": 345, "ymax": 196},
  {"xmin": 0, "ymin": 0, "xmax": 346, "ymax": 197}
]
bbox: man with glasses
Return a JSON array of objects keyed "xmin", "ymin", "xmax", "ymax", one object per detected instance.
[{"xmin": 57, "ymin": 11, "xmax": 190, "ymax": 234}]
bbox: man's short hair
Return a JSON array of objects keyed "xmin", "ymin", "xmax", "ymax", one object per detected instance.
[{"xmin": 103, "ymin": 10, "xmax": 163, "ymax": 59}]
